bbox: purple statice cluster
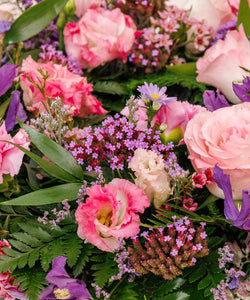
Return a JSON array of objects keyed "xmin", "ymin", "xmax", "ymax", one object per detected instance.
[
  {"xmin": 38, "ymin": 200, "xmax": 71, "ymax": 228},
  {"xmin": 66, "ymin": 113, "xmax": 184, "ymax": 177},
  {"xmin": 128, "ymin": 4, "xmax": 215, "ymax": 73},
  {"xmin": 91, "ymin": 284, "xmax": 110, "ymax": 300},
  {"xmin": 128, "ymin": 217, "xmax": 209, "ymax": 280},
  {"xmin": 211, "ymin": 241, "xmax": 250, "ymax": 300},
  {"xmin": 109, "ymin": 241, "xmax": 139, "ymax": 283},
  {"xmin": 212, "ymin": 18, "xmax": 237, "ymax": 44},
  {"xmin": 39, "ymin": 44, "xmax": 84, "ymax": 75},
  {"xmin": 30, "ymin": 97, "xmax": 73, "ymax": 145}
]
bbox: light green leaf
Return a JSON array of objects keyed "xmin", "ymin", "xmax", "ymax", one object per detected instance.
[
  {"xmin": 18, "ymin": 120, "xmax": 84, "ymax": 181},
  {"xmin": 166, "ymin": 62, "xmax": 197, "ymax": 76},
  {"xmin": 237, "ymin": 0, "xmax": 250, "ymax": 37},
  {"xmin": 0, "ymin": 182, "xmax": 82, "ymax": 206},
  {"xmin": 162, "ymin": 291, "xmax": 190, "ymax": 300},
  {"xmin": 1, "ymin": 140, "xmax": 79, "ymax": 183},
  {"xmin": 93, "ymin": 81, "xmax": 128, "ymax": 95},
  {"xmin": 4, "ymin": 0, "xmax": 68, "ymax": 44}
]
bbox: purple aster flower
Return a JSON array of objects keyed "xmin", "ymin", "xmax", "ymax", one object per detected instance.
[
  {"xmin": 39, "ymin": 256, "xmax": 92, "ymax": 300},
  {"xmin": 233, "ymin": 76, "xmax": 250, "ymax": 102},
  {"xmin": 0, "ymin": 64, "xmax": 18, "ymax": 97},
  {"xmin": 5, "ymin": 91, "xmax": 27, "ymax": 132},
  {"xmin": 137, "ymin": 82, "xmax": 176, "ymax": 105},
  {"xmin": 203, "ymin": 89, "xmax": 229, "ymax": 111},
  {"xmin": 213, "ymin": 165, "xmax": 250, "ymax": 231}
]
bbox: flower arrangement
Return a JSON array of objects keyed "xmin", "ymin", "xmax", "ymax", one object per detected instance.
[{"xmin": 0, "ymin": 0, "xmax": 249, "ymax": 299}]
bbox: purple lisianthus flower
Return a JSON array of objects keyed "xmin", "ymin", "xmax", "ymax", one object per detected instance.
[
  {"xmin": 137, "ymin": 82, "xmax": 176, "ymax": 106},
  {"xmin": 5, "ymin": 91, "xmax": 27, "ymax": 132},
  {"xmin": 233, "ymin": 76, "xmax": 250, "ymax": 102},
  {"xmin": 39, "ymin": 256, "xmax": 92, "ymax": 300},
  {"xmin": 0, "ymin": 63, "xmax": 18, "ymax": 97},
  {"xmin": 213, "ymin": 165, "xmax": 250, "ymax": 231},
  {"xmin": 203, "ymin": 89, "xmax": 229, "ymax": 111}
]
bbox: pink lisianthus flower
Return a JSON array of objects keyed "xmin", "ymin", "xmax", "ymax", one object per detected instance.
[
  {"xmin": 184, "ymin": 102, "xmax": 250, "ymax": 200},
  {"xmin": 152, "ymin": 101, "xmax": 207, "ymax": 145},
  {"xmin": 19, "ymin": 56, "xmax": 107, "ymax": 117},
  {"xmin": 63, "ymin": 7, "xmax": 136, "ymax": 69},
  {"xmin": 128, "ymin": 149, "xmax": 172, "ymax": 208},
  {"xmin": 0, "ymin": 122, "xmax": 30, "ymax": 184},
  {"xmin": 75, "ymin": 178, "xmax": 150, "ymax": 252},
  {"xmin": 196, "ymin": 25, "xmax": 250, "ymax": 104}
]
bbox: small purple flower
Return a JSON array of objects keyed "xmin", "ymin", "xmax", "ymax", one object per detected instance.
[
  {"xmin": 0, "ymin": 19, "xmax": 11, "ymax": 33},
  {"xmin": 213, "ymin": 165, "xmax": 250, "ymax": 231},
  {"xmin": 39, "ymin": 256, "xmax": 92, "ymax": 300},
  {"xmin": 0, "ymin": 63, "xmax": 18, "ymax": 97},
  {"xmin": 233, "ymin": 76, "xmax": 250, "ymax": 102},
  {"xmin": 5, "ymin": 91, "xmax": 27, "ymax": 132},
  {"xmin": 137, "ymin": 82, "xmax": 176, "ymax": 105},
  {"xmin": 203, "ymin": 89, "xmax": 229, "ymax": 111}
]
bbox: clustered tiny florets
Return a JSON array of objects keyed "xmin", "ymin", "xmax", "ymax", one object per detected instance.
[{"xmin": 128, "ymin": 217, "xmax": 209, "ymax": 280}]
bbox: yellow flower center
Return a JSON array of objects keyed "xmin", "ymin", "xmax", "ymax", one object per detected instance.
[
  {"xmin": 150, "ymin": 94, "xmax": 159, "ymax": 100},
  {"xmin": 54, "ymin": 288, "xmax": 71, "ymax": 299},
  {"xmin": 96, "ymin": 206, "xmax": 113, "ymax": 227}
]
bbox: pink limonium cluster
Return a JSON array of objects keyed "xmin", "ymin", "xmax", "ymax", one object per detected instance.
[
  {"xmin": 66, "ymin": 113, "xmax": 186, "ymax": 179},
  {"xmin": 128, "ymin": 217, "xmax": 209, "ymax": 280},
  {"xmin": 19, "ymin": 56, "xmax": 107, "ymax": 118},
  {"xmin": 75, "ymin": 178, "xmax": 150, "ymax": 252},
  {"xmin": 211, "ymin": 241, "xmax": 250, "ymax": 300},
  {"xmin": 128, "ymin": 3, "xmax": 215, "ymax": 73}
]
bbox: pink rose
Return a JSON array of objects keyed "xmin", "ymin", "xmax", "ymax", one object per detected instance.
[
  {"xmin": 20, "ymin": 56, "xmax": 107, "ymax": 117},
  {"xmin": 152, "ymin": 101, "xmax": 207, "ymax": 144},
  {"xmin": 228, "ymin": 0, "xmax": 250, "ymax": 14},
  {"xmin": 74, "ymin": 0, "xmax": 104, "ymax": 17},
  {"xmin": 184, "ymin": 102, "xmax": 250, "ymax": 200},
  {"xmin": 129, "ymin": 149, "xmax": 172, "ymax": 208},
  {"xmin": 196, "ymin": 25, "xmax": 250, "ymax": 104},
  {"xmin": 75, "ymin": 178, "xmax": 150, "ymax": 252},
  {"xmin": 166, "ymin": 0, "xmax": 234, "ymax": 29},
  {"xmin": 64, "ymin": 7, "xmax": 136, "ymax": 69},
  {"xmin": 0, "ymin": 123, "xmax": 30, "ymax": 184}
]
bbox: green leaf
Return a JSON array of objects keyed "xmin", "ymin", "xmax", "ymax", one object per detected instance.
[
  {"xmin": 12, "ymin": 232, "xmax": 41, "ymax": 247},
  {"xmin": 64, "ymin": 234, "xmax": 82, "ymax": 267},
  {"xmin": 8, "ymin": 239, "xmax": 32, "ymax": 252},
  {"xmin": 166, "ymin": 63, "xmax": 197, "ymax": 76},
  {"xmin": 18, "ymin": 223, "xmax": 52, "ymax": 242},
  {"xmin": 0, "ymin": 98, "xmax": 11, "ymax": 120},
  {"xmin": 0, "ymin": 182, "xmax": 82, "ymax": 206},
  {"xmin": 197, "ymin": 274, "xmax": 212, "ymax": 290},
  {"xmin": 18, "ymin": 121, "xmax": 83, "ymax": 181},
  {"xmin": 73, "ymin": 244, "xmax": 93, "ymax": 277},
  {"xmin": 1, "ymin": 140, "xmax": 78, "ymax": 183},
  {"xmin": 154, "ymin": 278, "xmax": 186, "ymax": 296},
  {"xmin": 161, "ymin": 291, "xmax": 190, "ymax": 300},
  {"xmin": 91, "ymin": 252, "xmax": 117, "ymax": 288},
  {"xmin": 4, "ymin": 0, "xmax": 68, "ymax": 44},
  {"xmin": 93, "ymin": 81, "xmax": 128, "ymax": 95},
  {"xmin": 28, "ymin": 248, "xmax": 40, "ymax": 268},
  {"xmin": 237, "ymin": 0, "xmax": 250, "ymax": 37},
  {"xmin": 189, "ymin": 265, "xmax": 207, "ymax": 283}
]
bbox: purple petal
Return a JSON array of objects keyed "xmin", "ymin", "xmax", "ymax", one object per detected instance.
[
  {"xmin": 0, "ymin": 64, "xmax": 18, "ymax": 97},
  {"xmin": 5, "ymin": 91, "xmax": 27, "ymax": 132},
  {"xmin": 233, "ymin": 76, "xmax": 250, "ymax": 102},
  {"xmin": 233, "ymin": 190, "xmax": 250, "ymax": 231},
  {"xmin": 203, "ymin": 90, "xmax": 229, "ymax": 111},
  {"xmin": 228, "ymin": 276, "xmax": 239, "ymax": 290},
  {"xmin": 212, "ymin": 165, "xmax": 239, "ymax": 221},
  {"xmin": 4, "ymin": 286, "xmax": 28, "ymax": 300},
  {"xmin": 39, "ymin": 285, "xmax": 56, "ymax": 300},
  {"xmin": 45, "ymin": 256, "xmax": 75, "ymax": 288},
  {"xmin": 67, "ymin": 281, "xmax": 92, "ymax": 299}
]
